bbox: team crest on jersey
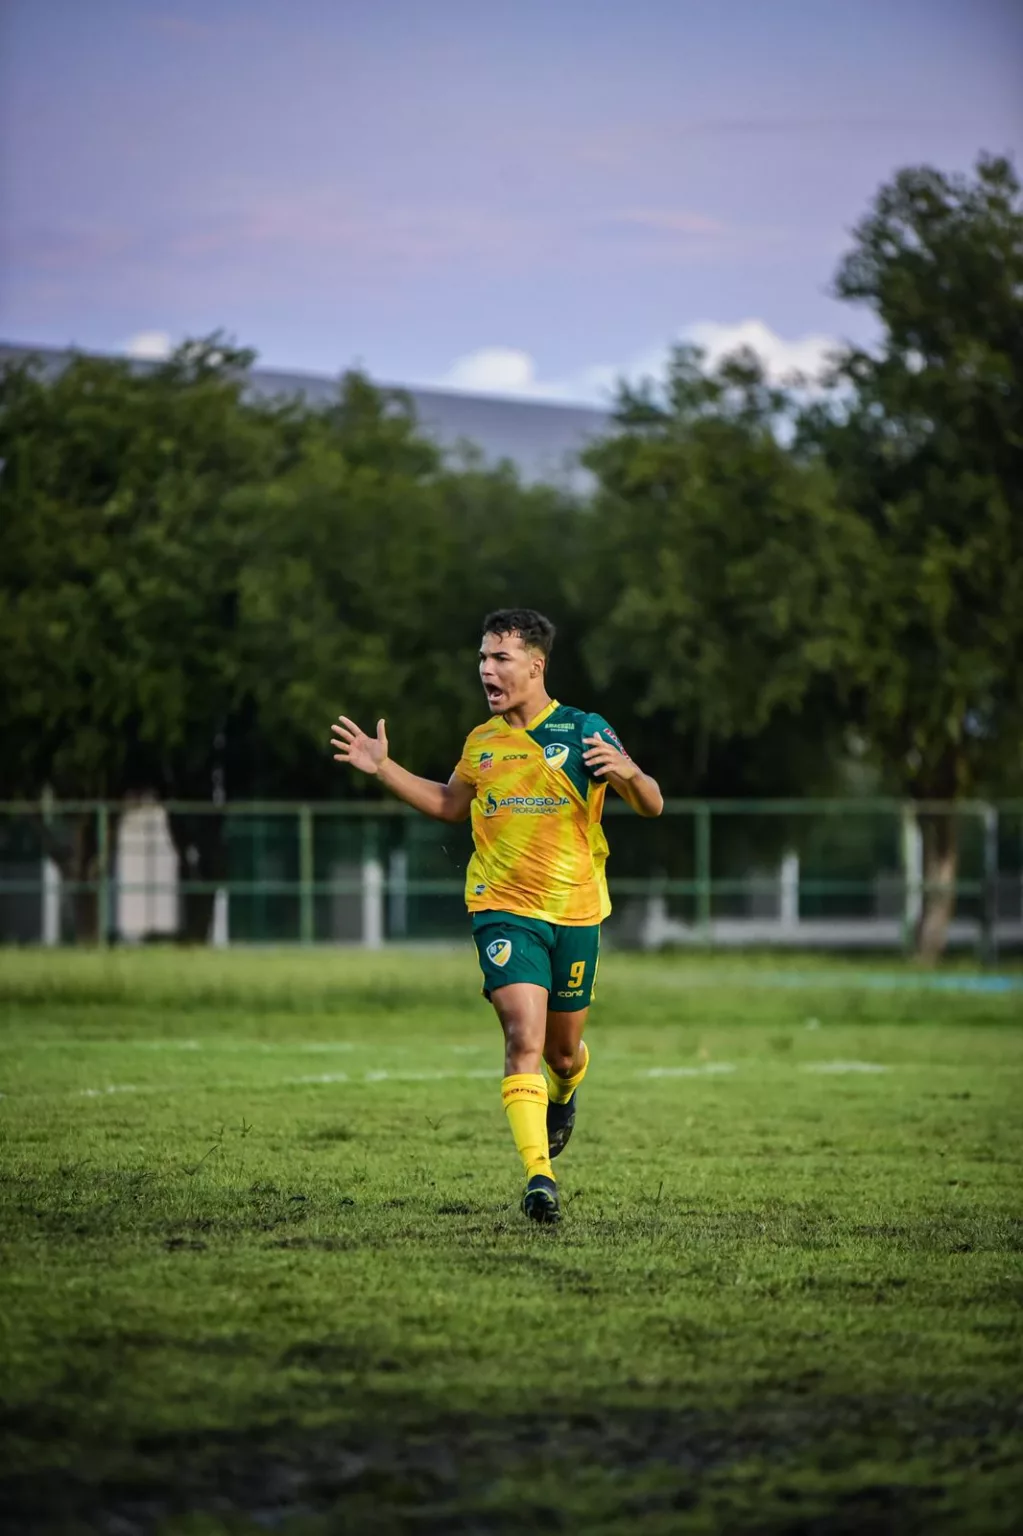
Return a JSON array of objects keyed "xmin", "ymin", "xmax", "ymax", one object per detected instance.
[
  {"xmin": 479, "ymin": 752, "xmax": 493, "ymax": 772},
  {"xmin": 486, "ymin": 938, "xmax": 512, "ymax": 967},
  {"xmin": 543, "ymin": 742, "xmax": 570, "ymax": 772}
]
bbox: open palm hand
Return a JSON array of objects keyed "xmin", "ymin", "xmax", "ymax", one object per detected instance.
[{"xmin": 331, "ymin": 716, "xmax": 389, "ymax": 776}]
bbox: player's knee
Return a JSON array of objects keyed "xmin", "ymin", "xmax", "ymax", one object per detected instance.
[
  {"xmin": 544, "ymin": 1045, "xmax": 576, "ymax": 1078},
  {"xmin": 503, "ymin": 1017, "xmax": 542, "ymax": 1074}
]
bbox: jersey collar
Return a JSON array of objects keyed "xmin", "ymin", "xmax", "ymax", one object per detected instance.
[{"xmin": 500, "ymin": 699, "xmax": 559, "ymax": 733}]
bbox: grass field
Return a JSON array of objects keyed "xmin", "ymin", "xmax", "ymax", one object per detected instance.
[{"xmin": 1, "ymin": 947, "xmax": 1021, "ymax": 1535}]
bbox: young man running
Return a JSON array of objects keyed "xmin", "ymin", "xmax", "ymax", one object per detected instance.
[{"xmin": 330, "ymin": 609, "xmax": 663, "ymax": 1224}]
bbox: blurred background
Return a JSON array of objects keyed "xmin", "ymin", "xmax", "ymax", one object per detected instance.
[{"xmin": 1, "ymin": 0, "xmax": 1020, "ymax": 960}]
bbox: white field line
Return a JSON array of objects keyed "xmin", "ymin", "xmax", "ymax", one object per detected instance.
[
  {"xmin": 642, "ymin": 1063, "xmax": 737, "ymax": 1079},
  {"xmin": 9, "ymin": 1039, "xmax": 360, "ymax": 1053},
  {"xmin": 59, "ymin": 1068, "xmax": 509, "ymax": 1099},
  {"xmin": 0, "ymin": 1060, "xmax": 900, "ymax": 1101},
  {"xmin": 0, "ymin": 1040, "xmax": 890, "ymax": 1074},
  {"xmin": 800, "ymin": 1061, "xmax": 890, "ymax": 1074}
]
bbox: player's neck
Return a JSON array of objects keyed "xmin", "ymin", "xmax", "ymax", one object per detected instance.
[{"xmin": 502, "ymin": 689, "xmax": 552, "ymax": 731}]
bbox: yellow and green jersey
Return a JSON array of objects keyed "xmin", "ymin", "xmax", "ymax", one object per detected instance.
[{"xmin": 454, "ymin": 700, "xmax": 629, "ymax": 926}]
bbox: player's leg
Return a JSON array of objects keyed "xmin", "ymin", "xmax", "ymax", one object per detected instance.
[
  {"xmin": 492, "ymin": 980, "xmax": 552, "ymax": 1173},
  {"xmin": 472, "ymin": 915, "xmax": 559, "ymax": 1222},
  {"xmin": 544, "ymin": 925, "xmax": 600, "ymax": 1156},
  {"xmin": 493, "ymin": 981, "xmax": 550, "ymax": 1076},
  {"xmin": 493, "ymin": 983, "xmax": 559, "ymax": 1222},
  {"xmin": 544, "ymin": 1008, "xmax": 589, "ymax": 1082},
  {"xmin": 544, "ymin": 1009, "xmax": 590, "ymax": 1157}
]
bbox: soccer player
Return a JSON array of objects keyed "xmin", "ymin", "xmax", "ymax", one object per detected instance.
[{"xmin": 330, "ymin": 608, "xmax": 663, "ymax": 1224}]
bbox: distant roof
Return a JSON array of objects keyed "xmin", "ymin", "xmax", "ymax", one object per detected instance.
[{"xmin": 0, "ymin": 342, "xmax": 612, "ymax": 489}]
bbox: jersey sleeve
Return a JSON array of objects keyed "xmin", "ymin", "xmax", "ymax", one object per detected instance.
[
  {"xmin": 581, "ymin": 713, "xmax": 631, "ymax": 779},
  {"xmin": 453, "ymin": 735, "xmax": 477, "ymax": 786}
]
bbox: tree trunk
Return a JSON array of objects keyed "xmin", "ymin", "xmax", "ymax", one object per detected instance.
[
  {"xmin": 915, "ymin": 810, "xmax": 958, "ymax": 963},
  {"xmin": 167, "ymin": 811, "xmax": 227, "ymax": 944}
]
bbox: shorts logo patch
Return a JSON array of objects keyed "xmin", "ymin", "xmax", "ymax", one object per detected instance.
[
  {"xmin": 543, "ymin": 742, "xmax": 570, "ymax": 771},
  {"xmin": 486, "ymin": 938, "xmax": 512, "ymax": 968}
]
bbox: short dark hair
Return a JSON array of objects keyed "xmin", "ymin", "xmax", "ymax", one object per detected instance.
[{"xmin": 482, "ymin": 608, "xmax": 556, "ymax": 661}]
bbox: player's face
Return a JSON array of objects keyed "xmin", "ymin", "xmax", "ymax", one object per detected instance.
[{"xmin": 479, "ymin": 631, "xmax": 541, "ymax": 714}]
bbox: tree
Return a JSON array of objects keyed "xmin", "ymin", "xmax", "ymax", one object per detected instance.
[
  {"xmin": 803, "ymin": 154, "xmax": 1023, "ymax": 958},
  {"xmin": 232, "ymin": 374, "xmax": 589, "ymax": 792},
  {"xmin": 0, "ymin": 346, "xmax": 587, "ymax": 941},
  {"xmin": 0, "ymin": 338, "xmax": 292, "ymax": 938},
  {"xmin": 574, "ymin": 346, "xmax": 866, "ymax": 909},
  {"xmin": 581, "ymin": 346, "xmax": 862, "ymax": 793}
]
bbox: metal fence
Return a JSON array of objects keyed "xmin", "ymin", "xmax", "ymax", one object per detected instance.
[{"xmin": 1, "ymin": 798, "xmax": 1021, "ymax": 954}]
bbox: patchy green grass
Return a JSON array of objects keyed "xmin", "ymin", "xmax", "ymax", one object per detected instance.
[{"xmin": 1, "ymin": 948, "xmax": 1021, "ymax": 1534}]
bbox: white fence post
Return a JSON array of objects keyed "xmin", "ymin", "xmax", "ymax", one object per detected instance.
[
  {"xmin": 42, "ymin": 859, "xmax": 61, "ymax": 946},
  {"xmin": 780, "ymin": 851, "xmax": 799, "ymax": 929},
  {"xmin": 362, "ymin": 854, "xmax": 384, "ymax": 949},
  {"xmin": 902, "ymin": 804, "xmax": 923, "ymax": 944}
]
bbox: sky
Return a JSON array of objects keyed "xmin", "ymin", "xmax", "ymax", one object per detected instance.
[{"xmin": 1, "ymin": 0, "xmax": 1020, "ymax": 404}]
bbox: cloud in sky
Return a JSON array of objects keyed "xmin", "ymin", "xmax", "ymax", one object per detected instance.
[
  {"xmin": 436, "ymin": 320, "xmax": 839, "ymax": 405},
  {"xmin": 684, "ymin": 319, "xmax": 838, "ymax": 380},
  {"xmin": 439, "ymin": 347, "xmax": 614, "ymax": 403},
  {"xmin": 125, "ymin": 330, "xmax": 173, "ymax": 360}
]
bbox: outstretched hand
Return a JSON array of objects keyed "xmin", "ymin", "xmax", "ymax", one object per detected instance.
[
  {"xmin": 331, "ymin": 716, "xmax": 389, "ymax": 776},
  {"xmin": 582, "ymin": 733, "xmax": 636, "ymax": 781}
]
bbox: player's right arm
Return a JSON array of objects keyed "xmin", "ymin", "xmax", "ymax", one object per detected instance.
[{"xmin": 330, "ymin": 716, "xmax": 473, "ymax": 823}]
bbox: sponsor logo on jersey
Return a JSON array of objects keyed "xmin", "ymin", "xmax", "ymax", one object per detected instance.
[
  {"xmin": 479, "ymin": 752, "xmax": 494, "ymax": 771},
  {"xmin": 501, "ymin": 752, "xmax": 528, "ymax": 760},
  {"xmin": 543, "ymin": 742, "xmax": 570, "ymax": 771},
  {"xmin": 602, "ymin": 727, "xmax": 629, "ymax": 757},
  {"xmin": 546, "ymin": 722, "xmax": 575, "ymax": 732},
  {"xmin": 486, "ymin": 938, "xmax": 512, "ymax": 967},
  {"xmin": 473, "ymin": 883, "xmax": 487, "ymax": 896},
  {"xmin": 483, "ymin": 793, "xmax": 570, "ymax": 816}
]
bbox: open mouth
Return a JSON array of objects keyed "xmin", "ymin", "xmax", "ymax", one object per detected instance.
[{"xmin": 484, "ymin": 683, "xmax": 505, "ymax": 708}]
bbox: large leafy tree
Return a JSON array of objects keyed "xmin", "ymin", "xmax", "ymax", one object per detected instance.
[
  {"xmin": 0, "ymin": 339, "xmax": 293, "ymax": 936},
  {"xmin": 803, "ymin": 153, "xmax": 1023, "ymax": 957},
  {"xmin": 233, "ymin": 375, "xmax": 589, "ymax": 792},
  {"xmin": 581, "ymin": 346, "xmax": 862, "ymax": 793},
  {"xmin": 576, "ymin": 347, "xmax": 866, "ymax": 902},
  {"xmin": 0, "ymin": 347, "xmax": 584, "ymax": 939}
]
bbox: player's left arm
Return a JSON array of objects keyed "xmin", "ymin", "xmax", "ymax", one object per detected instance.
[{"xmin": 582, "ymin": 733, "xmax": 664, "ymax": 817}]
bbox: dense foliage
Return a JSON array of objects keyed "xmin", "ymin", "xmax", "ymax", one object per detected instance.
[{"xmin": 1, "ymin": 156, "xmax": 1019, "ymax": 954}]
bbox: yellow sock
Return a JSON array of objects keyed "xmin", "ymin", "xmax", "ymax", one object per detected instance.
[
  {"xmin": 546, "ymin": 1041, "xmax": 589, "ymax": 1106},
  {"xmin": 501, "ymin": 1074, "xmax": 553, "ymax": 1180}
]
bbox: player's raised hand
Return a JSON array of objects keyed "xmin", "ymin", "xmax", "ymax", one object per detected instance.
[
  {"xmin": 583, "ymin": 733, "xmax": 636, "ymax": 781},
  {"xmin": 331, "ymin": 716, "xmax": 389, "ymax": 775}
]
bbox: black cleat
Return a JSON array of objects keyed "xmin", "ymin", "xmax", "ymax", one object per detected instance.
[
  {"xmin": 522, "ymin": 1174, "xmax": 560, "ymax": 1225},
  {"xmin": 547, "ymin": 1092, "xmax": 577, "ymax": 1159}
]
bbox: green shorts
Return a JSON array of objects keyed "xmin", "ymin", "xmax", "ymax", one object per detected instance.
[{"xmin": 471, "ymin": 911, "xmax": 601, "ymax": 1012}]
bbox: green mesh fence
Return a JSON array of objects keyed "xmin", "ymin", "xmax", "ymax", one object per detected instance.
[{"xmin": 0, "ymin": 799, "xmax": 1020, "ymax": 953}]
